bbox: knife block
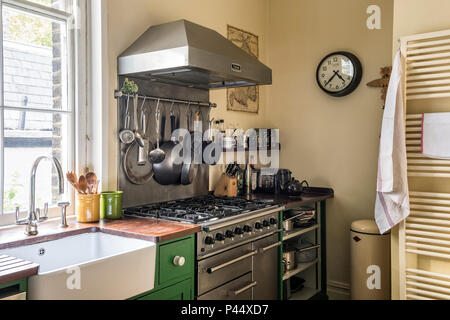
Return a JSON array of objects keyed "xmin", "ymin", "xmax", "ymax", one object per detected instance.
[{"xmin": 214, "ymin": 174, "xmax": 238, "ymax": 197}]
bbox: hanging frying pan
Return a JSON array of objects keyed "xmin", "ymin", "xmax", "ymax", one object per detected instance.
[
  {"xmin": 181, "ymin": 106, "xmax": 198, "ymax": 185},
  {"xmin": 152, "ymin": 101, "xmax": 183, "ymax": 185}
]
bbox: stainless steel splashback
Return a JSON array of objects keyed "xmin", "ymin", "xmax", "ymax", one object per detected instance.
[{"xmin": 117, "ymin": 77, "xmax": 210, "ymax": 208}]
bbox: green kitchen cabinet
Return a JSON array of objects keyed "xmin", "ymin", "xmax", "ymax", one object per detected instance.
[
  {"xmin": 137, "ymin": 279, "xmax": 192, "ymax": 300},
  {"xmin": 0, "ymin": 278, "xmax": 27, "ymax": 300},
  {"xmin": 131, "ymin": 234, "xmax": 195, "ymax": 300},
  {"xmin": 159, "ymin": 236, "xmax": 194, "ymax": 285}
]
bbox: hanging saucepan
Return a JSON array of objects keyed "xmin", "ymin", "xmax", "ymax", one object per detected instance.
[
  {"xmin": 169, "ymin": 101, "xmax": 181, "ymax": 145},
  {"xmin": 181, "ymin": 106, "xmax": 198, "ymax": 185},
  {"xmin": 152, "ymin": 101, "xmax": 182, "ymax": 185}
]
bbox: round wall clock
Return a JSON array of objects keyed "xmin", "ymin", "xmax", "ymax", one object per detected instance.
[{"xmin": 316, "ymin": 51, "xmax": 363, "ymax": 97}]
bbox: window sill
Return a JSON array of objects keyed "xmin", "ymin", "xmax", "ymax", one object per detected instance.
[{"xmin": 0, "ymin": 207, "xmax": 74, "ymax": 228}]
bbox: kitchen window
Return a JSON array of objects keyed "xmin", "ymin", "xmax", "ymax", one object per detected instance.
[{"xmin": 0, "ymin": 0, "xmax": 83, "ymax": 224}]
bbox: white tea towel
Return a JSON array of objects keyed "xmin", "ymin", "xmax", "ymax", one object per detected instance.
[
  {"xmin": 375, "ymin": 51, "xmax": 410, "ymax": 234},
  {"xmin": 422, "ymin": 113, "xmax": 450, "ymax": 159}
]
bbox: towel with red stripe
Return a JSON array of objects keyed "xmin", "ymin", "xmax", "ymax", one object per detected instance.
[{"xmin": 375, "ymin": 51, "xmax": 410, "ymax": 235}]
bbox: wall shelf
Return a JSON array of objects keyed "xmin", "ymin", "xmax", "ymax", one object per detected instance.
[
  {"xmin": 280, "ymin": 198, "xmax": 331, "ymax": 300},
  {"xmin": 288, "ymin": 287, "xmax": 320, "ymax": 301},
  {"xmin": 283, "ymin": 225, "xmax": 319, "ymax": 241},
  {"xmin": 282, "ymin": 259, "xmax": 318, "ymax": 281}
]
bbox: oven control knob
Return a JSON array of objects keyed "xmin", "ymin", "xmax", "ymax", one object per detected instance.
[
  {"xmin": 225, "ymin": 230, "xmax": 235, "ymax": 238},
  {"xmin": 263, "ymin": 220, "xmax": 270, "ymax": 228},
  {"xmin": 234, "ymin": 227, "xmax": 243, "ymax": 235},
  {"xmin": 243, "ymin": 225, "xmax": 253, "ymax": 233},
  {"xmin": 270, "ymin": 218, "xmax": 278, "ymax": 226},
  {"xmin": 205, "ymin": 236, "xmax": 215, "ymax": 245},
  {"xmin": 254, "ymin": 222, "xmax": 263, "ymax": 230},
  {"xmin": 215, "ymin": 233, "xmax": 225, "ymax": 242}
]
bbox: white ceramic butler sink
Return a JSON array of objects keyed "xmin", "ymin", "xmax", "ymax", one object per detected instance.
[{"xmin": 0, "ymin": 232, "xmax": 156, "ymax": 300}]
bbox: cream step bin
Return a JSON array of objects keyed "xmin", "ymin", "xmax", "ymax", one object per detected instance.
[{"xmin": 350, "ymin": 220, "xmax": 391, "ymax": 300}]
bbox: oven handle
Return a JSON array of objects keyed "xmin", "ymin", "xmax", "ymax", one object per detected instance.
[
  {"xmin": 231, "ymin": 281, "xmax": 258, "ymax": 296},
  {"xmin": 260, "ymin": 241, "xmax": 282, "ymax": 253},
  {"xmin": 206, "ymin": 250, "xmax": 258, "ymax": 274}
]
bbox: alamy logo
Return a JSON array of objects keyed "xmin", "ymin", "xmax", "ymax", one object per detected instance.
[
  {"xmin": 366, "ymin": 265, "xmax": 381, "ymax": 290},
  {"xmin": 66, "ymin": 266, "xmax": 81, "ymax": 290},
  {"xmin": 366, "ymin": 5, "xmax": 381, "ymax": 30}
]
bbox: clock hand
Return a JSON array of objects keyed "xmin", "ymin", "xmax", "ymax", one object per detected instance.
[
  {"xmin": 334, "ymin": 71, "xmax": 346, "ymax": 82},
  {"xmin": 324, "ymin": 72, "xmax": 337, "ymax": 87}
]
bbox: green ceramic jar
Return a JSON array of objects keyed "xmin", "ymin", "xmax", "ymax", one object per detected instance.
[{"xmin": 100, "ymin": 191, "xmax": 123, "ymax": 220}]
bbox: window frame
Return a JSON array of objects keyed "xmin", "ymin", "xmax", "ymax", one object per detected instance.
[{"xmin": 0, "ymin": 0, "xmax": 84, "ymax": 226}]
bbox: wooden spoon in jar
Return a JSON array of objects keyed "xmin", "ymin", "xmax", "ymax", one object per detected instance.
[
  {"xmin": 78, "ymin": 175, "xmax": 88, "ymax": 195},
  {"xmin": 86, "ymin": 172, "xmax": 97, "ymax": 194},
  {"xmin": 66, "ymin": 172, "xmax": 85, "ymax": 194}
]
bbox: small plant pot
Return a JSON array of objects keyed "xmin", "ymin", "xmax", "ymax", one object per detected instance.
[
  {"xmin": 100, "ymin": 191, "xmax": 123, "ymax": 220},
  {"xmin": 76, "ymin": 193, "xmax": 100, "ymax": 223}
]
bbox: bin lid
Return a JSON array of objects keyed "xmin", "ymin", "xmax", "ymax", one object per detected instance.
[{"xmin": 351, "ymin": 220, "xmax": 389, "ymax": 235}]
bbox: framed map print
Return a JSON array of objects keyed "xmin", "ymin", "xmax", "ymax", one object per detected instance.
[{"xmin": 227, "ymin": 25, "xmax": 259, "ymax": 114}]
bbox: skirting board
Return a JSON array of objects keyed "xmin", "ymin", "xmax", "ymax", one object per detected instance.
[{"xmin": 327, "ymin": 281, "xmax": 350, "ymax": 300}]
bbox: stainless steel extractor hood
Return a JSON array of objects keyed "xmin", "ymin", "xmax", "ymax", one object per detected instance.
[{"xmin": 118, "ymin": 20, "xmax": 272, "ymax": 90}]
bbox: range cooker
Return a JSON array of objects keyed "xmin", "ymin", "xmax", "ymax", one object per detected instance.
[{"xmin": 124, "ymin": 195, "xmax": 284, "ymax": 300}]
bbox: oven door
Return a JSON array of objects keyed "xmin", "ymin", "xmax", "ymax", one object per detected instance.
[
  {"xmin": 197, "ymin": 243, "xmax": 255, "ymax": 296},
  {"xmin": 252, "ymin": 233, "xmax": 281, "ymax": 300},
  {"xmin": 198, "ymin": 273, "xmax": 255, "ymax": 300}
]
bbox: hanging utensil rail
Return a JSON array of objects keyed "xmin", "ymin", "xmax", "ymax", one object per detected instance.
[{"xmin": 114, "ymin": 90, "xmax": 217, "ymax": 108}]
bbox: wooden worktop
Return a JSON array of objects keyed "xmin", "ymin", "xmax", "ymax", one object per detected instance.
[
  {"xmin": 245, "ymin": 188, "xmax": 334, "ymax": 210},
  {"xmin": 0, "ymin": 254, "xmax": 39, "ymax": 286},
  {"xmin": 0, "ymin": 217, "xmax": 200, "ymax": 251},
  {"xmin": 0, "ymin": 217, "xmax": 200, "ymax": 285}
]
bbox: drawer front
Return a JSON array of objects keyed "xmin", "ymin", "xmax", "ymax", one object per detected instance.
[
  {"xmin": 252, "ymin": 234, "xmax": 280, "ymax": 300},
  {"xmin": 198, "ymin": 243, "xmax": 253, "ymax": 295},
  {"xmin": 159, "ymin": 238, "xmax": 194, "ymax": 285},
  {"xmin": 198, "ymin": 273, "xmax": 253, "ymax": 300}
]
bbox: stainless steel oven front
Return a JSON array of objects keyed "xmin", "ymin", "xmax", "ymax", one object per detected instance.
[{"xmin": 197, "ymin": 209, "xmax": 282, "ymax": 300}]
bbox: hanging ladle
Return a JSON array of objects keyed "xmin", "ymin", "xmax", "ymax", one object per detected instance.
[
  {"xmin": 119, "ymin": 95, "xmax": 135, "ymax": 144},
  {"xmin": 148, "ymin": 99, "xmax": 166, "ymax": 164}
]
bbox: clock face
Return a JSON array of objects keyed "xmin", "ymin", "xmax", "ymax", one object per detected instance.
[{"xmin": 316, "ymin": 52, "xmax": 362, "ymax": 97}]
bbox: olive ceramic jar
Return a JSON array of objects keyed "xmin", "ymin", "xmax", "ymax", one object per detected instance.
[{"xmin": 100, "ymin": 191, "xmax": 123, "ymax": 220}]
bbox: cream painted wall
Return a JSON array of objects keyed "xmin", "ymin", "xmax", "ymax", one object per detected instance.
[
  {"xmin": 105, "ymin": 0, "xmax": 395, "ymax": 295},
  {"xmin": 106, "ymin": 0, "xmax": 271, "ymax": 189},
  {"xmin": 266, "ymin": 0, "xmax": 394, "ymax": 289},
  {"xmin": 393, "ymin": 0, "xmax": 450, "ymax": 51},
  {"xmin": 391, "ymin": 0, "xmax": 450, "ymax": 300}
]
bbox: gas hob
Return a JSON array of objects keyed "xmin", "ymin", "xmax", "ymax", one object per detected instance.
[
  {"xmin": 123, "ymin": 195, "xmax": 276, "ymax": 225},
  {"xmin": 124, "ymin": 195, "xmax": 283, "ymax": 258}
]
